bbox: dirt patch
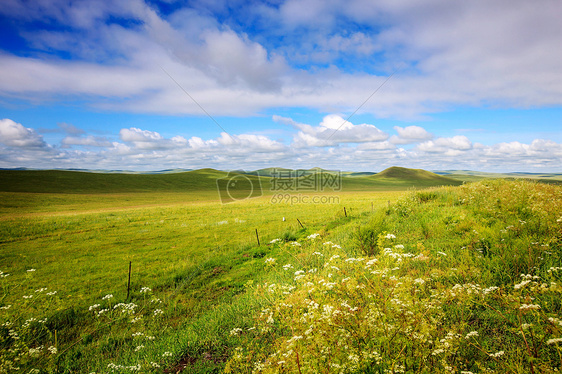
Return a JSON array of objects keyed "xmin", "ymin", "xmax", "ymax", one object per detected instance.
[{"xmin": 164, "ymin": 351, "xmax": 228, "ymax": 373}]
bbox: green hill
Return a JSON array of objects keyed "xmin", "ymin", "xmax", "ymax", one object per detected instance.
[
  {"xmin": 0, "ymin": 166, "xmax": 465, "ymax": 194},
  {"xmin": 246, "ymin": 167, "xmax": 339, "ymax": 177},
  {"xmin": 0, "ymin": 168, "xmax": 250, "ymax": 193},
  {"xmin": 366, "ymin": 166, "xmax": 463, "ymax": 187}
]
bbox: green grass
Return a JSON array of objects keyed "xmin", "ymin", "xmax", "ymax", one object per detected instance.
[
  {"xmin": 367, "ymin": 166, "xmax": 464, "ymax": 187},
  {"xmin": 226, "ymin": 179, "xmax": 562, "ymax": 374},
  {"xmin": 1, "ymin": 169, "xmax": 561, "ymax": 373},
  {"xmin": 0, "ymin": 168, "xmax": 232, "ymax": 193},
  {"xmin": 0, "ymin": 166, "xmax": 462, "ymax": 195}
]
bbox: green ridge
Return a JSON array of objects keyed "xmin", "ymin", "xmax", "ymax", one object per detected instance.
[
  {"xmin": 0, "ymin": 167, "xmax": 462, "ymax": 194},
  {"xmin": 0, "ymin": 169, "xmax": 238, "ymax": 193},
  {"xmin": 365, "ymin": 166, "xmax": 463, "ymax": 187}
]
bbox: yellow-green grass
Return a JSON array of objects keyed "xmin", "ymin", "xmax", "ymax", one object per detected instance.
[
  {"xmin": 2, "ymin": 169, "xmax": 560, "ymax": 373},
  {"xmin": 0, "ymin": 184, "xmax": 404, "ymax": 373},
  {"xmin": 227, "ymin": 179, "xmax": 562, "ymax": 374}
]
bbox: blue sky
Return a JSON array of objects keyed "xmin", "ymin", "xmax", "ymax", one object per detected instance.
[{"xmin": 0, "ymin": 0, "xmax": 561, "ymax": 172}]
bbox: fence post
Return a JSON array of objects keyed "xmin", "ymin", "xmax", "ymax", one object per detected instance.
[{"xmin": 126, "ymin": 261, "xmax": 132, "ymax": 300}]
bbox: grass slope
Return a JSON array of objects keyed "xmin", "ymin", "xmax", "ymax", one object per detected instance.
[
  {"xmin": 366, "ymin": 166, "xmax": 463, "ymax": 187},
  {"xmin": 0, "ymin": 166, "xmax": 463, "ymax": 195},
  {"xmin": 0, "ymin": 168, "xmax": 239, "ymax": 193},
  {"xmin": 1, "ymin": 179, "xmax": 561, "ymax": 373},
  {"xmin": 437, "ymin": 170, "xmax": 562, "ymax": 184}
]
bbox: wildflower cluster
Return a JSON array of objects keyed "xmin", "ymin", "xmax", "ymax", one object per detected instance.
[
  {"xmin": 0, "ymin": 275, "xmax": 172, "ymax": 373},
  {"xmin": 227, "ymin": 222, "xmax": 562, "ymax": 373}
]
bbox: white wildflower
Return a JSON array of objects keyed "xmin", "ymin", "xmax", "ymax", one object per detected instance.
[
  {"xmin": 489, "ymin": 351, "xmax": 505, "ymax": 358},
  {"xmin": 519, "ymin": 304, "xmax": 541, "ymax": 311},
  {"xmin": 89, "ymin": 304, "xmax": 100, "ymax": 311},
  {"xmin": 153, "ymin": 309, "xmax": 164, "ymax": 316},
  {"xmin": 514, "ymin": 280, "xmax": 531, "ymax": 289},
  {"xmin": 328, "ymin": 255, "xmax": 340, "ymax": 262}
]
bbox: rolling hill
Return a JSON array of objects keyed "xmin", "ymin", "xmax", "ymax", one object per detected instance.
[
  {"xmin": 0, "ymin": 166, "xmax": 464, "ymax": 194},
  {"xmin": 365, "ymin": 166, "xmax": 463, "ymax": 187},
  {"xmin": 0, "ymin": 168, "xmax": 241, "ymax": 193}
]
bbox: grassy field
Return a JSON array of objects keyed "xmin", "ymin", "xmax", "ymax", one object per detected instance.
[{"xmin": 1, "ymin": 168, "xmax": 561, "ymax": 373}]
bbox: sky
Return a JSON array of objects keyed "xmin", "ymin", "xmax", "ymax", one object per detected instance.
[{"xmin": 0, "ymin": 0, "xmax": 561, "ymax": 172}]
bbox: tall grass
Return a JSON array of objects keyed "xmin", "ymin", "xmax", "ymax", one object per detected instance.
[
  {"xmin": 227, "ymin": 180, "xmax": 562, "ymax": 373},
  {"xmin": 1, "ymin": 179, "xmax": 561, "ymax": 372}
]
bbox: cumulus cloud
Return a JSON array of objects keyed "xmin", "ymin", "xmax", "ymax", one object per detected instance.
[
  {"xmin": 280, "ymin": 114, "xmax": 388, "ymax": 147},
  {"xmin": 119, "ymin": 127, "xmax": 188, "ymax": 150},
  {"xmin": 0, "ymin": 1, "xmax": 561, "ymax": 172},
  {"xmin": 390, "ymin": 125, "xmax": 433, "ymax": 144},
  {"xmin": 0, "ymin": 0, "xmax": 559, "ymax": 118},
  {"xmin": 1, "ymin": 118, "xmax": 561, "ymax": 172},
  {"xmin": 416, "ymin": 136, "xmax": 473, "ymax": 156},
  {"xmin": 0, "ymin": 119, "xmax": 47, "ymax": 148}
]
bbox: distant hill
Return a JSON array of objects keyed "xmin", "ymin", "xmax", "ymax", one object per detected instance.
[
  {"xmin": 8, "ymin": 166, "xmax": 559, "ymax": 194},
  {"xmin": 435, "ymin": 170, "xmax": 562, "ymax": 184},
  {"xmin": 246, "ymin": 167, "xmax": 339, "ymax": 177},
  {"xmin": 0, "ymin": 168, "xmax": 253, "ymax": 193},
  {"xmin": 365, "ymin": 166, "xmax": 463, "ymax": 187}
]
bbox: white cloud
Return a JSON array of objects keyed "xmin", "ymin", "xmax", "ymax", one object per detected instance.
[
  {"xmin": 0, "ymin": 119, "xmax": 47, "ymax": 148},
  {"xmin": 1, "ymin": 118, "xmax": 561, "ymax": 172},
  {"xmin": 0, "ymin": 2, "xmax": 561, "ymax": 172},
  {"xmin": 390, "ymin": 125, "xmax": 433, "ymax": 144},
  {"xmin": 62, "ymin": 135, "xmax": 112, "ymax": 147},
  {"xmin": 120, "ymin": 127, "xmax": 163, "ymax": 143},
  {"xmin": 0, "ymin": 0, "xmax": 559, "ymax": 118},
  {"xmin": 417, "ymin": 136, "xmax": 473, "ymax": 155},
  {"xmin": 287, "ymin": 114, "xmax": 389, "ymax": 147},
  {"xmin": 119, "ymin": 127, "xmax": 191, "ymax": 150}
]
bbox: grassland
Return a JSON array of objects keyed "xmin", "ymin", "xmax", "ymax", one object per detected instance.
[{"xmin": 1, "ymin": 168, "xmax": 561, "ymax": 373}]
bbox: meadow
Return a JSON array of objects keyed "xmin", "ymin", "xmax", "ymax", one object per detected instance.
[{"xmin": 0, "ymin": 168, "xmax": 561, "ymax": 373}]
